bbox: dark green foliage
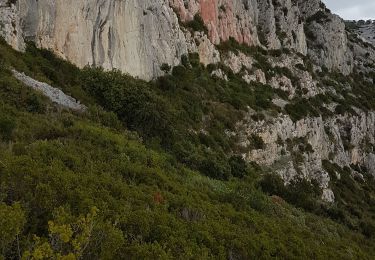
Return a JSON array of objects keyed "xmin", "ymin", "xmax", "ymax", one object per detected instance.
[
  {"xmin": 25, "ymin": 93, "xmax": 47, "ymax": 113},
  {"xmin": 229, "ymin": 156, "xmax": 248, "ymax": 178},
  {"xmin": 260, "ymin": 174, "xmax": 322, "ymax": 211},
  {"xmin": 184, "ymin": 14, "xmax": 208, "ymax": 34},
  {"xmin": 285, "ymin": 98, "xmax": 318, "ymax": 121},
  {"xmin": 160, "ymin": 63, "xmax": 171, "ymax": 73},
  {"xmin": 259, "ymin": 173, "xmax": 286, "ymax": 196},
  {"xmin": 217, "ymin": 37, "xmax": 267, "ymax": 56},
  {"xmin": 306, "ymin": 10, "xmax": 331, "ymax": 24},
  {"xmin": 249, "ymin": 134, "xmax": 265, "ymax": 150},
  {"xmin": 322, "ymin": 160, "xmax": 375, "ymax": 237},
  {"xmin": 0, "ymin": 115, "xmax": 16, "ymax": 141},
  {"xmin": 80, "ymin": 68, "xmax": 175, "ymax": 144}
]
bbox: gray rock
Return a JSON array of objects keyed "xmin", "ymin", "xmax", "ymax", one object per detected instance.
[
  {"xmin": 13, "ymin": 70, "xmax": 86, "ymax": 111},
  {"xmin": 305, "ymin": 13, "xmax": 353, "ymax": 75},
  {"xmin": 0, "ymin": 0, "xmax": 25, "ymax": 51}
]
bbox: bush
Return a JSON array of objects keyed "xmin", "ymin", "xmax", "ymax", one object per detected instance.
[
  {"xmin": 229, "ymin": 155, "xmax": 248, "ymax": 178},
  {"xmin": 160, "ymin": 63, "xmax": 171, "ymax": 73},
  {"xmin": 249, "ymin": 134, "xmax": 265, "ymax": 150},
  {"xmin": 25, "ymin": 93, "xmax": 47, "ymax": 113},
  {"xmin": 0, "ymin": 115, "xmax": 16, "ymax": 141},
  {"xmin": 259, "ymin": 173, "xmax": 287, "ymax": 196},
  {"xmin": 260, "ymin": 173, "xmax": 322, "ymax": 212},
  {"xmin": 185, "ymin": 14, "xmax": 208, "ymax": 34}
]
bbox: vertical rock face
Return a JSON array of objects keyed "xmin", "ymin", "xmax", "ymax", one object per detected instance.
[
  {"xmin": 0, "ymin": 0, "xmax": 25, "ymax": 51},
  {"xmin": 257, "ymin": 0, "xmax": 307, "ymax": 54},
  {"xmin": 304, "ymin": 13, "xmax": 353, "ymax": 75},
  {"xmin": 16, "ymin": 0, "xmax": 188, "ymax": 80},
  {"xmin": 257, "ymin": 0, "xmax": 281, "ymax": 49},
  {"xmin": 0, "ymin": 0, "xmax": 357, "ymax": 78}
]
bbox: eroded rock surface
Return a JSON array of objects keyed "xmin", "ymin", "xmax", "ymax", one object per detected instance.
[{"xmin": 238, "ymin": 112, "xmax": 375, "ymax": 202}]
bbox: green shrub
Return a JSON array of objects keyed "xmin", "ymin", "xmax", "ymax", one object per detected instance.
[
  {"xmin": 185, "ymin": 14, "xmax": 208, "ymax": 34},
  {"xmin": 249, "ymin": 134, "xmax": 265, "ymax": 150},
  {"xmin": 160, "ymin": 63, "xmax": 171, "ymax": 73},
  {"xmin": 259, "ymin": 173, "xmax": 287, "ymax": 196},
  {"xmin": 25, "ymin": 93, "xmax": 47, "ymax": 113},
  {"xmin": 306, "ymin": 11, "xmax": 331, "ymax": 24},
  {"xmin": 229, "ymin": 155, "xmax": 248, "ymax": 178},
  {"xmin": 0, "ymin": 115, "xmax": 16, "ymax": 141}
]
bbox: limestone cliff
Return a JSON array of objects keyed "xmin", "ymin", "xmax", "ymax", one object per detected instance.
[
  {"xmin": 1, "ymin": 0, "xmax": 188, "ymax": 80},
  {"xmin": 0, "ymin": 0, "xmax": 358, "ymax": 77}
]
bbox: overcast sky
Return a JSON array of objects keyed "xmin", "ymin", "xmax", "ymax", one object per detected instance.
[{"xmin": 323, "ymin": 0, "xmax": 375, "ymax": 20}]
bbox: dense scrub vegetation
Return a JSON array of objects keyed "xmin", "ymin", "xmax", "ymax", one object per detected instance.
[{"xmin": 0, "ymin": 38, "xmax": 375, "ymax": 258}]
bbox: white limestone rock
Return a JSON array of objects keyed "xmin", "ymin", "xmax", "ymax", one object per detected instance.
[
  {"xmin": 16, "ymin": 0, "xmax": 188, "ymax": 80},
  {"xmin": 0, "ymin": 0, "xmax": 25, "ymax": 51}
]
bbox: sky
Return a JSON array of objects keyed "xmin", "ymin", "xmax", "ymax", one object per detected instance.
[{"xmin": 323, "ymin": 0, "xmax": 375, "ymax": 20}]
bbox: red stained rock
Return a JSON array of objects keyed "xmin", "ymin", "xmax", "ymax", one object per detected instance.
[
  {"xmin": 169, "ymin": 0, "xmax": 256, "ymax": 46},
  {"xmin": 200, "ymin": 0, "xmax": 219, "ymax": 43}
]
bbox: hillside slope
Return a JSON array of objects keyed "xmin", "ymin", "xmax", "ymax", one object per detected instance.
[{"xmin": 0, "ymin": 36, "xmax": 374, "ymax": 259}]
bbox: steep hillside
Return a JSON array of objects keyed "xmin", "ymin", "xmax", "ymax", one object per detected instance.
[
  {"xmin": 0, "ymin": 0, "xmax": 375, "ymax": 258},
  {"xmin": 0, "ymin": 35, "xmax": 374, "ymax": 259}
]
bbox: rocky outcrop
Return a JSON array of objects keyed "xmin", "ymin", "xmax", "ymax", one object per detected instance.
[
  {"xmin": 185, "ymin": 31, "xmax": 221, "ymax": 66},
  {"xmin": 13, "ymin": 70, "xmax": 86, "ymax": 111},
  {"xmin": 354, "ymin": 21, "xmax": 375, "ymax": 46},
  {"xmin": 237, "ymin": 111, "xmax": 375, "ymax": 202}
]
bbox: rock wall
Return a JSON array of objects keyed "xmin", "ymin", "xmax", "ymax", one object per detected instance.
[
  {"xmin": 9, "ymin": 0, "xmax": 188, "ymax": 80},
  {"xmin": 354, "ymin": 21, "xmax": 375, "ymax": 46},
  {"xmin": 0, "ymin": 0, "xmax": 25, "ymax": 51},
  {"xmin": 257, "ymin": 0, "xmax": 307, "ymax": 55},
  {"xmin": 305, "ymin": 13, "xmax": 354, "ymax": 75},
  {"xmin": 0, "ymin": 0, "xmax": 358, "ymax": 78}
]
